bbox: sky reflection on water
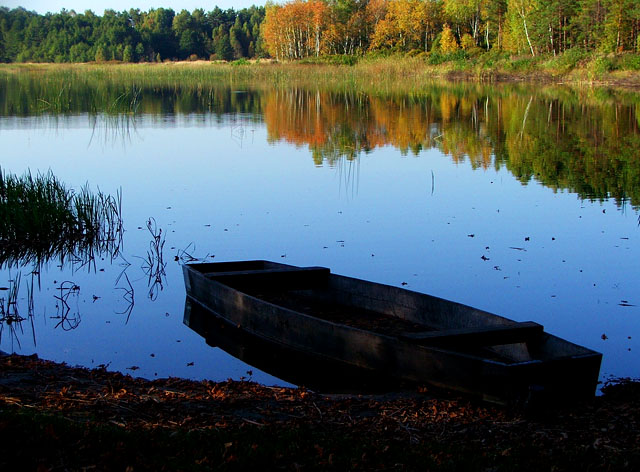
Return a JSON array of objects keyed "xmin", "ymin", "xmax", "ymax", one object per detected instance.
[{"xmin": 0, "ymin": 88, "xmax": 639, "ymax": 388}]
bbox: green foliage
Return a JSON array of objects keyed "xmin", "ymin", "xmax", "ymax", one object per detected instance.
[
  {"xmin": 588, "ymin": 55, "xmax": 615, "ymax": 77},
  {"xmin": 214, "ymin": 32, "xmax": 233, "ymax": 61},
  {"xmin": 616, "ymin": 53, "xmax": 640, "ymax": 71},
  {"xmin": 122, "ymin": 44, "xmax": 133, "ymax": 63},
  {"xmin": 427, "ymin": 51, "xmax": 447, "ymax": 65},
  {"xmin": 543, "ymin": 48, "xmax": 590, "ymax": 74},
  {"xmin": 460, "ymin": 34, "xmax": 475, "ymax": 51},
  {"xmin": 95, "ymin": 45, "xmax": 107, "ymax": 63},
  {"xmin": 0, "ymin": 6, "xmax": 265, "ymax": 63},
  {"xmin": 323, "ymin": 55, "xmax": 359, "ymax": 66},
  {"xmin": 231, "ymin": 57, "xmax": 250, "ymax": 66},
  {"xmin": 503, "ymin": 55, "xmax": 537, "ymax": 72},
  {"xmin": 0, "ymin": 28, "xmax": 5, "ymax": 63}
]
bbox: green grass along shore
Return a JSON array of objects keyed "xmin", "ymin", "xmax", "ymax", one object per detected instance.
[{"xmin": 2, "ymin": 50, "xmax": 640, "ymax": 91}]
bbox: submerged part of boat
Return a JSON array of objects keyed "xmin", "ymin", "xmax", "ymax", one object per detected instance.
[{"xmin": 183, "ymin": 260, "xmax": 602, "ymax": 403}]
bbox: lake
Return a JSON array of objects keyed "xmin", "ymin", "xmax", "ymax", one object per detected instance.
[{"xmin": 1, "ymin": 70, "xmax": 638, "ymax": 389}]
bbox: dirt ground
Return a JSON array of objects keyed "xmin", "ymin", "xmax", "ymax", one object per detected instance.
[{"xmin": 1, "ymin": 352, "xmax": 638, "ymax": 471}]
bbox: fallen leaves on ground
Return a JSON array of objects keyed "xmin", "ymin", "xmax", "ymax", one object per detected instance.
[{"xmin": 0, "ymin": 353, "xmax": 639, "ymax": 470}]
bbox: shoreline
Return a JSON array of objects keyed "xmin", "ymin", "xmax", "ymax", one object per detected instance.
[
  {"xmin": 2, "ymin": 57, "xmax": 640, "ymax": 91},
  {"xmin": 1, "ymin": 352, "xmax": 638, "ymax": 470}
]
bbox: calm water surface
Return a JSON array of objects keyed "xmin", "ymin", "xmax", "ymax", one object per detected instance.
[{"xmin": 1, "ymin": 80, "xmax": 639, "ymax": 388}]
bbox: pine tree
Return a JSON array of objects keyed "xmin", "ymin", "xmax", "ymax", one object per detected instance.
[{"xmin": 215, "ymin": 32, "xmax": 233, "ymax": 60}]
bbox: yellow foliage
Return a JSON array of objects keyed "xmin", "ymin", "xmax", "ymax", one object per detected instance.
[
  {"xmin": 460, "ymin": 33, "xmax": 475, "ymax": 51},
  {"xmin": 440, "ymin": 24, "xmax": 459, "ymax": 54}
]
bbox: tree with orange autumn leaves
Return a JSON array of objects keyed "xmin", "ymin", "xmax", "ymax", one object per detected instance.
[
  {"xmin": 262, "ymin": 0, "xmax": 329, "ymax": 60},
  {"xmin": 371, "ymin": 0, "xmax": 443, "ymax": 52},
  {"xmin": 260, "ymin": 0, "xmax": 640, "ymax": 58},
  {"xmin": 262, "ymin": 0, "xmax": 488, "ymax": 56},
  {"xmin": 262, "ymin": 0, "xmax": 388, "ymax": 58}
]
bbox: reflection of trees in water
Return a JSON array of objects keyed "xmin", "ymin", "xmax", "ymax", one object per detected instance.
[
  {"xmin": 263, "ymin": 87, "xmax": 640, "ymax": 208},
  {"xmin": 0, "ymin": 75, "xmax": 265, "ymax": 120},
  {"xmin": 2, "ymin": 76, "xmax": 638, "ymax": 206}
]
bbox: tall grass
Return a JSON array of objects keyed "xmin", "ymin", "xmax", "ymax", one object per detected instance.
[
  {"xmin": 1, "ymin": 59, "xmax": 638, "ymax": 120},
  {"xmin": 0, "ymin": 168, "xmax": 123, "ymax": 269}
]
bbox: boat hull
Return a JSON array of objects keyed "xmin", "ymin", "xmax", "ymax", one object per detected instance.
[{"xmin": 183, "ymin": 260, "xmax": 602, "ymax": 403}]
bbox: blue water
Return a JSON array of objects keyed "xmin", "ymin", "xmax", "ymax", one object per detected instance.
[{"xmin": 1, "ymin": 108, "xmax": 638, "ymax": 387}]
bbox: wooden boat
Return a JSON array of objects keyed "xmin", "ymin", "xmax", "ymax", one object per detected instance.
[
  {"xmin": 184, "ymin": 299, "xmax": 403, "ymax": 393},
  {"xmin": 183, "ymin": 260, "xmax": 602, "ymax": 403}
]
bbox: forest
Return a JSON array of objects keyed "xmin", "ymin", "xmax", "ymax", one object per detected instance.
[
  {"xmin": 1, "ymin": 0, "xmax": 639, "ymax": 63},
  {"xmin": 0, "ymin": 6, "xmax": 266, "ymax": 62}
]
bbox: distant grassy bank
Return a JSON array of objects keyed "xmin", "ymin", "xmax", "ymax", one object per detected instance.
[{"xmin": 2, "ymin": 51, "xmax": 640, "ymax": 92}]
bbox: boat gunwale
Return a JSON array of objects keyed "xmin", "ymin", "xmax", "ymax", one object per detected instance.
[{"xmin": 183, "ymin": 262, "xmax": 601, "ymax": 367}]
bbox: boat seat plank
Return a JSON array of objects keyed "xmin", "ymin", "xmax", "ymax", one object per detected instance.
[
  {"xmin": 204, "ymin": 267, "xmax": 330, "ymax": 291},
  {"xmin": 400, "ymin": 321, "xmax": 544, "ymax": 347}
]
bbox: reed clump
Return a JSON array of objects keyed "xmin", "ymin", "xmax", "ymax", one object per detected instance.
[{"xmin": 0, "ymin": 168, "xmax": 123, "ymax": 268}]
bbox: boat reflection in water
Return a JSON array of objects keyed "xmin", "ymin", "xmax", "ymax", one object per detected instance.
[
  {"xmin": 182, "ymin": 260, "xmax": 602, "ymax": 404},
  {"xmin": 183, "ymin": 298, "xmax": 403, "ymax": 393}
]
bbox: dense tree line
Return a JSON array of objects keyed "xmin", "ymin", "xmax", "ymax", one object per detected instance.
[
  {"xmin": 0, "ymin": 6, "xmax": 265, "ymax": 62},
  {"xmin": 1, "ymin": 1, "xmax": 639, "ymax": 63},
  {"xmin": 263, "ymin": 0, "xmax": 640, "ymax": 59}
]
